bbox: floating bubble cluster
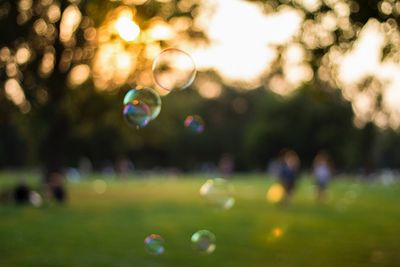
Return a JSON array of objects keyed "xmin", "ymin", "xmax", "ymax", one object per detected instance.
[
  {"xmin": 152, "ymin": 48, "xmax": 197, "ymax": 91},
  {"xmin": 184, "ymin": 115, "xmax": 205, "ymax": 133},
  {"xmin": 191, "ymin": 230, "xmax": 216, "ymax": 254},
  {"xmin": 123, "ymin": 88, "xmax": 161, "ymax": 128},
  {"xmin": 200, "ymin": 178, "xmax": 235, "ymax": 210},
  {"xmin": 144, "ymin": 234, "xmax": 165, "ymax": 255}
]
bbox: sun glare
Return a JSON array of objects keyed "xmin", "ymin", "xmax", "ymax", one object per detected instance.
[{"xmin": 115, "ymin": 15, "xmax": 140, "ymax": 42}]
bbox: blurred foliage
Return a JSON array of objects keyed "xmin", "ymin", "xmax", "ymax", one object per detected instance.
[{"xmin": 1, "ymin": 0, "xmax": 400, "ymax": 172}]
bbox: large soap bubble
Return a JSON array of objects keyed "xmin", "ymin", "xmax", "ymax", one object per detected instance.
[
  {"xmin": 200, "ymin": 178, "xmax": 235, "ymax": 210},
  {"xmin": 152, "ymin": 48, "xmax": 196, "ymax": 91}
]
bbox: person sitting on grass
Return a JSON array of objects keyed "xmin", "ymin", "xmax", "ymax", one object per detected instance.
[{"xmin": 13, "ymin": 177, "xmax": 30, "ymax": 204}]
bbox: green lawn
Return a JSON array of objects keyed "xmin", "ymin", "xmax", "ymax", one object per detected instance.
[{"xmin": 1, "ymin": 174, "xmax": 399, "ymax": 267}]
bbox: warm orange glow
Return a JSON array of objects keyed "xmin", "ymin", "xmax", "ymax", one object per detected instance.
[
  {"xmin": 4, "ymin": 78, "xmax": 30, "ymax": 113},
  {"xmin": 272, "ymin": 227, "xmax": 283, "ymax": 238},
  {"xmin": 68, "ymin": 64, "xmax": 90, "ymax": 87},
  {"xmin": 16, "ymin": 47, "xmax": 31, "ymax": 65},
  {"xmin": 266, "ymin": 183, "xmax": 285, "ymax": 203},
  {"xmin": 145, "ymin": 19, "xmax": 174, "ymax": 41},
  {"xmin": 195, "ymin": 75, "xmax": 222, "ymax": 99},
  {"xmin": 60, "ymin": 4, "xmax": 82, "ymax": 44},
  {"xmin": 267, "ymin": 226, "xmax": 286, "ymax": 242},
  {"xmin": 189, "ymin": 0, "xmax": 304, "ymax": 89},
  {"xmin": 115, "ymin": 16, "xmax": 140, "ymax": 42}
]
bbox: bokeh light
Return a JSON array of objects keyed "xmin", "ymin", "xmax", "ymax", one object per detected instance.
[
  {"xmin": 115, "ymin": 15, "xmax": 140, "ymax": 42},
  {"xmin": 191, "ymin": 230, "xmax": 216, "ymax": 254},
  {"xmin": 266, "ymin": 183, "xmax": 285, "ymax": 204},
  {"xmin": 267, "ymin": 226, "xmax": 286, "ymax": 242},
  {"xmin": 93, "ymin": 179, "xmax": 107, "ymax": 194}
]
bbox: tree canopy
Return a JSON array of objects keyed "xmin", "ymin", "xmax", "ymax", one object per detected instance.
[{"xmin": 1, "ymin": 0, "xmax": 400, "ymax": 172}]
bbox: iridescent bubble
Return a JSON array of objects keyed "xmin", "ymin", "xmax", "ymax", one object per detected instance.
[
  {"xmin": 123, "ymin": 102, "xmax": 151, "ymax": 128},
  {"xmin": 184, "ymin": 115, "xmax": 205, "ymax": 133},
  {"xmin": 144, "ymin": 234, "xmax": 165, "ymax": 255},
  {"xmin": 152, "ymin": 48, "xmax": 196, "ymax": 91},
  {"xmin": 191, "ymin": 230, "xmax": 216, "ymax": 254},
  {"xmin": 29, "ymin": 191, "xmax": 43, "ymax": 208},
  {"xmin": 200, "ymin": 178, "xmax": 235, "ymax": 210},
  {"xmin": 123, "ymin": 88, "xmax": 161, "ymax": 120}
]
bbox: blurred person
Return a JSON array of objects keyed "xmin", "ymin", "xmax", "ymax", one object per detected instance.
[
  {"xmin": 79, "ymin": 156, "xmax": 93, "ymax": 177},
  {"xmin": 313, "ymin": 151, "xmax": 332, "ymax": 203},
  {"xmin": 278, "ymin": 150, "xmax": 300, "ymax": 204},
  {"xmin": 115, "ymin": 156, "xmax": 134, "ymax": 178},
  {"xmin": 218, "ymin": 153, "xmax": 235, "ymax": 177},
  {"xmin": 46, "ymin": 172, "xmax": 66, "ymax": 203},
  {"xmin": 13, "ymin": 177, "xmax": 30, "ymax": 204},
  {"xmin": 267, "ymin": 158, "xmax": 282, "ymax": 180}
]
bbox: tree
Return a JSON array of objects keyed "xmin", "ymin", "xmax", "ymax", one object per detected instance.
[{"xmin": 1, "ymin": 0, "xmax": 399, "ymax": 174}]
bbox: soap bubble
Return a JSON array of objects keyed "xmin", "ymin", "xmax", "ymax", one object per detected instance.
[
  {"xmin": 123, "ymin": 88, "xmax": 161, "ymax": 128},
  {"xmin": 152, "ymin": 48, "xmax": 196, "ymax": 91},
  {"xmin": 144, "ymin": 234, "xmax": 165, "ymax": 255},
  {"xmin": 123, "ymin": 88, "xmax": 161, "ymax": 120},
  {"xmin": 29, "ymin": 191, "xmax": 43, "ymax": 207},
  {"xmin": 123, "ymin": 102, "xmax": 151, "ymax": 128},
  {"xmin": 93, "ymin": 179, "xmax": 107, "ymax": 194},
  {"xmin": 200, "ymin": 178, "xmax": 235, "ymax": 210},
  {"xmin": 184, "ymin": 115, "xmax": 205, "ymax": 133},
  {"xmin": 191, "ymin": 230, "xmax": 216, "ymax": 254}
]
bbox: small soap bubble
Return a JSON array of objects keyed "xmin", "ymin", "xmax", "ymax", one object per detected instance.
[
  {"xmin": 200, "ymin": 178, "xmax": 235, "ymax": 210},
  {"xmin": 93, "ymin": 179, "xmax": 107, "ymax": 194},
  {"xmin": 184, "ymin": 115, "xmax": 205, "ymax": 133},
  {"xmin": 152, "ymin": 48, "xmax": 196, "ymax": 91},
  {"xmin": 123, "ymin": 102, "xmax": 151, "ymax": 128},
  {"xmin": 123, "ymin": 88, "xmax": 161, "ymax": 128},
  {"xmin": 123, "ymin": 88, "xmax": 161, "ymax": 120},
  {"xmin": 144, "ymin": 234, "xmax": 165, "ymax": 255},
  {"xmin": 29, "ymin": 191, "xmax": 43, "ymax": 207},
  {"xmin": 191, "ymin": 230, "xmax": 216, "ymax": 254}
]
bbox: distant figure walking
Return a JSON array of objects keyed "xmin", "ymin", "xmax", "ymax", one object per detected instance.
[
  {"xmin": 313, "ymin": 152, "xmax": 332, "ymax": 203},
  {"xmin": 278, "ymin": 150, "xmax": 300, "ymax": 204}
]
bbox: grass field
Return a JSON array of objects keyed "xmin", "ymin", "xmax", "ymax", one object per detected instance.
[{"xmin": 1, "ymin": 173, "xmax": 400, "ymax": 267}]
